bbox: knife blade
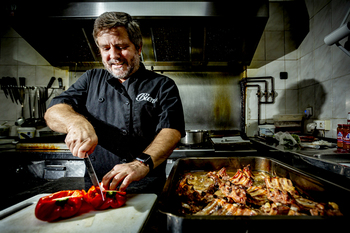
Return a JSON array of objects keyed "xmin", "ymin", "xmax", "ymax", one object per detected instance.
[{"xmin": 84, "ymin": 154, "xmax": 105, "ymax": 201}]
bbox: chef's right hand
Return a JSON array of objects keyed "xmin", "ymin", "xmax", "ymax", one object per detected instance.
[{"xmin": 64, "ymin": 120, "xmax": 98, "ymax": 158}]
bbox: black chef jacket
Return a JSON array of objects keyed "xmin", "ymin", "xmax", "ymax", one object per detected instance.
[{"xmin": 49, "ymin": 63, "xmax": 185, "ymax": 193}]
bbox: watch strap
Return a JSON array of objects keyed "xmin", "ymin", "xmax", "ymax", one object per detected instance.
[{"xmin": 136, "ymin": 153, "xmax": 154, "ymax": 171}]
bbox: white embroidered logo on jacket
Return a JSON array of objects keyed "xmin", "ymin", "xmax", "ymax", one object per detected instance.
[{"xmin": 136, "ymin": 93, "xmax": 158, "ymax": 103}]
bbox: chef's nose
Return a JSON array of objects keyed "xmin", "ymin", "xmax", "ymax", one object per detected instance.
[{"xmin": 109, "ymin": 46, "xmax": 121, "ymax": 60}]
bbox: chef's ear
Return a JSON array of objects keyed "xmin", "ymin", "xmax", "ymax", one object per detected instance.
[{"xmin": 138, "ymin": 46, "xmax": 142, "ymax": 56}]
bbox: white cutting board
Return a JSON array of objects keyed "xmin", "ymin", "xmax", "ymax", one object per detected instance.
[{"xmin": 0, "ymin": 193, "xmax": 157, "ymax": 233}]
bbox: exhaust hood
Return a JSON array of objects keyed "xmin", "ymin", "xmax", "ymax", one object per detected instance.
[{"xmin": 7, "ymin": 1, "xmax": 269, "ymax": 72}]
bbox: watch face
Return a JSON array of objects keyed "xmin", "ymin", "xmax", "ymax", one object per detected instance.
[
  {"xmin": 137, "ymin": 153, "xmax": 153, "ymax": 170},
  {"xmin": 138, "ymin": 154, "xmax": 150, "ymax": 162}
]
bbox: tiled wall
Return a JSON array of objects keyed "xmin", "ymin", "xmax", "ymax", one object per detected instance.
[
  {"xmin": 0, "ymin": 23, "xmax": 69, "ymax": 135},
  {"xmin": 246, "ymin": 0, "xmax": 350, "ymax": 138}
]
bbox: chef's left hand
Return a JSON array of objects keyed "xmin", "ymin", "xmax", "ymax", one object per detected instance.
[{"xmin": 101, "ymin": 160, "xmax": 150, "ymax": 191}]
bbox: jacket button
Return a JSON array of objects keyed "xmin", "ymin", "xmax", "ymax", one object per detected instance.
[
  {"xmin": 122, "ymin": 130, "xmax": 128, "ymax": 135},
  {"xmin": 98, "ymin": 97, "xmax": 105, "ymax": 102}
]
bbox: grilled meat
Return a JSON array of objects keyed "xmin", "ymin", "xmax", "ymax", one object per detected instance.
[
  {"xmin": 195, "ymin": 198, "xmax": 258, "ymax": 216},
  {"xmin": 246, "ymin": 185, "xmax": 268, "ymax": 205},
  {"xmin": 176, "ymin": 165, "xmax": 343, "ymax": 216}
]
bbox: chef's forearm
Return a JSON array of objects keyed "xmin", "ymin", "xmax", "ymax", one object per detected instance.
[
  {"xmin": 44, "ymin": 103, "xmax": 88, "ymax": 133},
  {"xmin": 143, "ymin": 128, "xmax": 181, "ymax": 168}
]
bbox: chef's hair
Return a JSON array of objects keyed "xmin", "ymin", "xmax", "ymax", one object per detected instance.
[{"xmin": 93, "ymin": 12, "xmax": 143, "ymax": 51}]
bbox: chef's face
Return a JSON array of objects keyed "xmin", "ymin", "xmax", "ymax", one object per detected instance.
[{"xmin": 97, "ymin": 26, "xmax": 141, "ymax": 81}]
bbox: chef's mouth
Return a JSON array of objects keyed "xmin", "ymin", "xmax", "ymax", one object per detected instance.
[{"xmin": 108, "ymin": 59, "xmax": 126, "ymax": 68}]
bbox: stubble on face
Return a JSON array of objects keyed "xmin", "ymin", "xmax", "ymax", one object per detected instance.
[{"xmin": 103, "ymin": 52, "xmax": 140, "ymax": 80}]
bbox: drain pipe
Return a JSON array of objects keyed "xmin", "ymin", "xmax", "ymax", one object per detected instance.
[{"xmin": 240, "ymin": 76, "xmax": 276, "ymax": 134}]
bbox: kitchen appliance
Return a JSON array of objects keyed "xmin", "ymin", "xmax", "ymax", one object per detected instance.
[
  {"xmin": 159, "ymin": 157, "xmax": 349, "ymax": 233},
  {"xmin": 7, "ymin": 1, "xmax": 269, "ymax": 71},
  {"xmin": 0, "ymin": 193, "xmax": 157, "ymax": 232},
  {"xmin": 273, "ymin": 114, "xmax": 303, "ymax": 134}
]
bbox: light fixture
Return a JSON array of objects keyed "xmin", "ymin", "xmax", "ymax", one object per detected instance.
[{"xmin": 324, "ymin": 8, "xmax": 350, "ymax": 57}]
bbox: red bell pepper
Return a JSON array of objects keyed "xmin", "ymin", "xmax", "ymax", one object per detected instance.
[
  {"xmin": 85, "ymin": 185, "xmax": 127, "ymax": 210},
  {"xmin": 35, "ymin": 190, "xmax": 85, "ymax": 222}
]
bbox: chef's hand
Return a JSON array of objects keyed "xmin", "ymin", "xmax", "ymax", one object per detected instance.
[
  {"xmin": 101, "ymin": 160, "xmax": 150, "ymax": 192},
  {"xmin": 65, "ymin": 120, "xmax": 98, "ymax": 158}
]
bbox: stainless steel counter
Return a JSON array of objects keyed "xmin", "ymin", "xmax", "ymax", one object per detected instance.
[{"xmin": 249, "ymin": 137, "xmax": 350, "ymax": 178}]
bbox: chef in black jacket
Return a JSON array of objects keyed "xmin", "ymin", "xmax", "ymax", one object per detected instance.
[{"xmin": 45, "ymin": 12, "xmax": 185, "ymax": 193}]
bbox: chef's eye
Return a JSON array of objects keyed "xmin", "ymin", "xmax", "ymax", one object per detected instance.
[{"xmin": 117, "ymin": 46, "xmax": 128, "ymax": 50}]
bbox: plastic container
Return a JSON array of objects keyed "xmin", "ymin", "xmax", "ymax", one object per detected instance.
[
  {"xmin": 17, "ymin": 127, "xmax": 36, "ymax": 139},
  {"xmin": 337, "ymin": 124, "xmax": 344, "ymax": 151},
  {"xmin": 343, "ymin": 125, "xmax": 350, "ymax": 152},
  {"xmin": 258, "ymin": 125, "xmax": 275, "ymax": 137}
]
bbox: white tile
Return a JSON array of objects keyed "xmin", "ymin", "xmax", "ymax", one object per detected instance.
[
  {"xmin": 266, "ymin": 89, "xmax": 285, "ymax": 119},
  {"xmin": 284, "ymin": 31, "xmax": 298, "ymax": 60},
  {"xmin": 266, "ymin": 2, "xmax": 284, "ymax": 31},
  {"xmin": 266, "ymin": 60, "xmax": 285, "ymax": 90},
  {"xmin": 299, "ymin": 84, "xmax": 315, "ymax": 117},
  {"xmin": 285, "ymin": 89, "xmax": 299, "ymax": 114},
  {"xmin": 313, "ymin": 0, "xmax": 331, "ymax": 15},
  {"xmin": 18, "ymin": 66, "xmax": 36, "ymax": 86},
  {"xmin": 314, "ymin": 44, "xmax": 332, "ymax": 83},
  {"xmin": 35, "ymin": 66, "xmax": 54, "ymax": 86},
  {"xmin": 0, "ymin": 65, "xmax": 17, "ymax": 77},
  {"xmin": 265, "ymin": 31, "xmax": 285, "ymax": 61},
  {"xmin": 17, "ymin": 38, "xmax": 38, "ymax": 66},
  {"xmin": 331, "ymin": 0, "xmax": 350, "ymax": 30},
  {"xmin": 315, "ymin": 80, "xmax": 332, "ymax": 119},
  {"xmin": 299, "ymin": 52, "xmax": 315, "ymax": 85},
  {"xmin": 299, "ymin": 28, "xmax": 314, "ymax": 58},
  {"xmin": 251, "ymin": 32, "xmax": 265, "ymax": 61},
  {"xmin": 332, "ymin": 75, "xmax": 350, "ymax": 119},
  {"xmin": 331, "ymin": 43, "xmax": 350, "ymax": 79},
  {"xmin": 0, "ymin": 92, "xmax": 18, "ymax": 121},
  {"xmin": 285, "ymin": 60, "xmax": 298, "ymax": 89},
  {"xmin": 0, "ymin": 38, "xmax": 18, "ymax": 65},
  {"xmin": 304, "ymin": 0, "xmax": 314, "ymax": 19},
  {"xmin": 313, "ymin": 3, "xmax": 332, "ymax": 49}
]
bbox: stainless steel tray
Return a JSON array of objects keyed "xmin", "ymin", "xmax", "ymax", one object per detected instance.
[{"xmin": 159, "ymin": 157, "xmax": 350, "ymax": 233}]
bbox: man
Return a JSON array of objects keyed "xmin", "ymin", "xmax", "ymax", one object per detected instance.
[{"xmin": 45, "ymin": 12, "xmax": 185, "ymax": 193}]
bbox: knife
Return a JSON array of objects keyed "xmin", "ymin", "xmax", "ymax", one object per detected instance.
[{"xmin": 84, "ymin": 154, "xmax": 105, "ymax": 201}]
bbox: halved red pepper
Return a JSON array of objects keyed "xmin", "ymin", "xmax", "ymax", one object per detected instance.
[
  {"xmin": 85, "ymin": 185, "xmax": 126, "ymax": 210},
  {"xmin": 35, "ymin": 190, "xmax": 85, "ymax": 222}
]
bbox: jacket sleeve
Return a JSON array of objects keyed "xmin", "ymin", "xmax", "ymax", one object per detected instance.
[
  {"xmin": 156, "ymin": 78, "xmax": 186, "ymax": 137},
  {"xmin": 48, "ymin": 71, "xmax": 91, "ymax": 114}
]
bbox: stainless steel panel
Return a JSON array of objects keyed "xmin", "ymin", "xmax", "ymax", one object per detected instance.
[{"xmin": 57, "ymin": 2, "xmax": 218, "ymax": 18}]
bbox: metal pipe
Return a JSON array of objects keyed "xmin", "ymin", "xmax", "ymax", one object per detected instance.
[{"xmin": 246, "ymin": 84, "xmax": 261, "ymax": 125}]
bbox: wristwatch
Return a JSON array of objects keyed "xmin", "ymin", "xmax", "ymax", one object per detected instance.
[{"xmin": 136, "ymin": 153, "xmax": 154, "ymax": 171}]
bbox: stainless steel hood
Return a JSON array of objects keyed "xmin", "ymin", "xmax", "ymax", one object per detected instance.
[{"xmin": 6, "ymin": 1, "xmax": 269, "ymax": 72}]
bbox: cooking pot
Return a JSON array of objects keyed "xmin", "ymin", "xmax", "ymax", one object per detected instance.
[{"xmin": 180, "ymin": 130, "xmax": 208, "ymax": 145}]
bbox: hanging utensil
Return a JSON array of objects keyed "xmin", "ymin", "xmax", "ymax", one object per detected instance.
[
  {"xmin": 32, "ymin": 87, "xmax": 37, "ymax": 119},
  {"xmin": 19, "ymin": 77, "xmax": 25, "ymax": 118},
  {"xmin": 10, "ymin": 77, "xmax": 20, "ymax": 104},
  {"xmin": 27, "ymin": 87, "xmax": 32, "ymax": 119},
  {"xmin": 1, "ymin": 77, "xmax": 9, "ymax": 99},
  {"xmin": 4, "ymin": 77, "xmax": 14, "ymax": 103}
]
